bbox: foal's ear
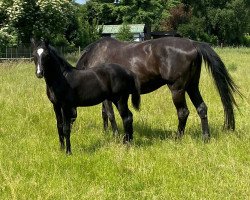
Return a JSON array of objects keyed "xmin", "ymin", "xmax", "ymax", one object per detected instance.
[
  {"xmin": 44, "ymin": 38, "xmax": 50, "ymax": 47},
  {"xmin": 30, "ymin": 38, "xmax": 37, "ymax": 49}
]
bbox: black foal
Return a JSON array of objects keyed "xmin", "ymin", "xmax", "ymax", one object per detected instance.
[{"xmin": 32, "ymin": 40, "xmax": 140, "ymax": 154}]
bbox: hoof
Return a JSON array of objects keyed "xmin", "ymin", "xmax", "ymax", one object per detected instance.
[
  {"xmin": 123, "ymin": 135, "xmax": 133, "ymax": 144},
  {"xmin": 60, "ymin": 144, "xmax": 65, "ymax": 151},
  {"xmin": 60, "ymin": 147, "xmax": 65, "ymax": 151},
  {"xmin": 112, "ymin": 128, "xmax": 119, "ymax": 135},
  {"xmin": 66, "ymin": 150, "xmax": 72, "ymax": 155},
  {"xmin": 202, "ymin": 134, "xmax": 210, "ymax": 143},
  {"xmin": 113, "ymin": 130, "xmax": 119, "ymax": 136},
  {"xmin": 175, "ymin": 132, "xmax": 184, "ymax": 140}
]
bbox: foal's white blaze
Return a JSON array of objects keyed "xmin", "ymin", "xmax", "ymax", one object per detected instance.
[{"xmin": 36, "ymin": 48, "xmax": 44, "ymax": 74}]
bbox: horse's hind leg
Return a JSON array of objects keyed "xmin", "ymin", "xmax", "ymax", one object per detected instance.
[
  {"xmin": 53, "ymin": 104, "xmax": 65, "ymax": 150},
  {"xmin": 102, "ymin": 102, "xmax": 109, "ymax": 131},
  {"xmin": 114, "ymin": 96, "xmax": 133, "ymax": 142},
  {"xmin": 103, "ymin": 100, "xmax": 118, "ymax": 135},
  {"xmin": 170, "ymin": 88, "xmax": 190, "ymax": 139},
  {"xmin": 187, "ymin": 85, "xmax": 210, "ymax": 141}
]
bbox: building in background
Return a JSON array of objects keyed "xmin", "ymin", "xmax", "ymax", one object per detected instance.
[{"xmin": 100, "ymin": 24, "xmax": 145, "ymax": 41}]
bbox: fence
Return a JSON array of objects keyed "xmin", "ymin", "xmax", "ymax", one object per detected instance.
[
  {"xmin": 0, "ymin": 44, "xmax": 32, "ymax": 60},
  {"xmin": 0, "ymin": 44, "xmax": 81, "ymax": 60}
]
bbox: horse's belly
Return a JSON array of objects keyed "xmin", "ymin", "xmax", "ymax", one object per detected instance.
[
  {"xmin": 140, "ymin": 78, "xmax": 167, "ymax": 94},
  {"xmin": 77, "ymin": 97, "xmax": 104, "ymax": 107}
]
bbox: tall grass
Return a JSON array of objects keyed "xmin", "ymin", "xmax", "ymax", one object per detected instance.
[{"xmin": 0, "ymin": 48, "xmax": 249, "ymax": 199}]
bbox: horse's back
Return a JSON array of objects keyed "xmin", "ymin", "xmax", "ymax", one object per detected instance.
[
  {"xmin": 76, "ymin": 37, "xmax": 198, "ymax": 92},
  {"xmin": 93, "ymin": 63, "xmax": 135, "ymax": 84},
  {"xmin": 77, "ymin": 37, "xmax": 197, "ymax": 69}
]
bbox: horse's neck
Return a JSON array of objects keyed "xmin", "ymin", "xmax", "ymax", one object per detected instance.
[{"xmin": 44, "ymin": 57, "xmax": 68, "ymax": 87}]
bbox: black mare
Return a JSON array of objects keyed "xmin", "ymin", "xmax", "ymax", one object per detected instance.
[
  {"xmin": 31, "ymin": 40, "xmax": 140, "ymax": 154},
  {"xmin": 76, "ymin": 37, "xmax": 240, "ymax": 141}
]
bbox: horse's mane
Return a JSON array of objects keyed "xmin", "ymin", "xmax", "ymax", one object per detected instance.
[
  {"xmin": 76, "ymin": 37, "xmax": 117, "ymax": 69},
  {"xmin": 85, "ymin": 37, "xmax": 115, "ymax": 51},
  {"xmin": 49, "ymin": 45, "xmax": 73, "ymax": 70}
]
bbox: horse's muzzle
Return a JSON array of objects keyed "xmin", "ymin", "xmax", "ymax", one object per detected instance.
[{"xmin": 36, "ymin": 72, "xmax": 44, "ymax": 78}]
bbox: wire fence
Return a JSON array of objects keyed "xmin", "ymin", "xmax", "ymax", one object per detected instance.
[
  {"xmin": 0, "ymin": 45, "xmax": 32, "ymax": 60},
  {"xmin": 0, "ymin": 44, "xmax": 81, "ymax": 60}
]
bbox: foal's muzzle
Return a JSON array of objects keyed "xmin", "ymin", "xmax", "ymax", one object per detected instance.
[{"xmin": 36, "ymin": 71, "xmax": 44, "ymax": 78}]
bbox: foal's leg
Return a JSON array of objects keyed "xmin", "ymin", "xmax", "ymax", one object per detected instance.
[
  {"xmin": 62, "ymin": 107, "xmax": 73, "ymax": 155},
  {"xmin": 70, "ymin": 107, "xmax": 77, "ymax": 124},
  {"xmin": 187, "ymin": 85, "xmax": 210, "ymax": 142},
  {"xmin": 102, "ymin": 102, "xmax": 109, "ymax": 131},
  {"xmin": 169, "ymin": 88, "xmax": 190, "ymax": 139},
  {"xmin": 53, "ymin": 104, "xmax": 65, "ymax": 150},
  {"xmin": 114, "ymin": 96, "xmax": 133, "ymax": 143},
  {"xmin": 103, "ymin": 100, "xmax": 119, "ymax": 134}
]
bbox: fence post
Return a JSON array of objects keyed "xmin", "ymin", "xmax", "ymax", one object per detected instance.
[{"xmin": 30, "ymin": 46, "xmax": 32, "ymax": 60}]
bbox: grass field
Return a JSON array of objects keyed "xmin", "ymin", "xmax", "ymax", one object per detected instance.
[{"xmin": 0, "ymin": 47, "xmax": 249, "ymax": 199}]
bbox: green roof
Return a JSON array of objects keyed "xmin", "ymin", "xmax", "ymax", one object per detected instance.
[{"xmin": 101, "ymin": 24, "xmax": 145, "ymax": 34}]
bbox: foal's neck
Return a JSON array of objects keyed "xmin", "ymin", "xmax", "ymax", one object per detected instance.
[{"xmin": 44, "ymin": 52, "xmax": 72, "ymax": 86}]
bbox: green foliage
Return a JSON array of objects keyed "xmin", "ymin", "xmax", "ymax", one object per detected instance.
[
  {"xmin": 0, "ymin": 48, "xmax": 250, "ymax": 198},
  {"xmin": 116, "ymin": 23, "xmax": 134, "ymax": 41},
  {"xmin": 0, "ymin": 0, "xmax": 249, "ymax": 47},
  {"xmin": 0, "ymin": 25, "xmax": 18, "ymax": 47},
  {"xmin": 177, "ymin": 16, "xmax": 218, "ymax": 44},
  {"xmin": 77, "ymin": 5, "xmax": 101, "ymax": 47},
  {"xmin": 0, "ymin": 0, "xmax": 77, "ymax": 45},
  {"xmin": 160, "ymin": 3, "xmax": 190, "ymax": 31},
  {"xmin": 124, "ymin": 0, "xmax": 166, "ymax": 29},
  {"xmin": 242, "ymin": 34, "xmax": 250, "ymax": 46},
  {"xmin": 180, "ymin": 0, "xmax": 249, "ymax": 45}
]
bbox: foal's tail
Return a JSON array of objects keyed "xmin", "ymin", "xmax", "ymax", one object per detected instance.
[
  {"xmin": 193, "ymin": 41, "xmax": 241, "ymax": 130},
  {"xmin": 131, "ymin": 74, "xmax": 141, "ymax": 110}
]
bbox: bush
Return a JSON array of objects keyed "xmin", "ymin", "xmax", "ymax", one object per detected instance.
[
  {"xmin": 177, "ymin": 16, "xmax": 218, "ymax": 45},
  {"xmin": 116, "ymin": 23, "xmax": 134, "ymax": 42},
  {"xmin": 242, "ymin": 34, "xmax": 250, "ymax": 47}
]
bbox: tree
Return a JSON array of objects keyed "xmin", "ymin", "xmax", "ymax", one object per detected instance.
[
  {"xmin": 116, "ymin": 23, "xmax": 134, "ymax": 41},
  {"xmin": 1, "ymin": 0, "xmax": 77, "ymax": 44},
  {"xmin": 211, "ymin": 0, "xmax": 249, "ymax": 44},
  {"xmin": 0, "ymin": 0, "xmax": 18, "ymax": 46},
  {"xmin": 181, "ymin": 0, "xmax": 249, "ymax": 45},
  {"xmin": 76, "ymin": 3, "xmax": 101, "ymax": 47},
  {"xmin": 161, "ymin": 3, "xmax": 191, "ymax": 31},
  {"xmin": 82, "ymin": 0, "xmax": 171, "ymax": 31}
]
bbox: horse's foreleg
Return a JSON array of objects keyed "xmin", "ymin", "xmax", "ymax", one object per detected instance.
[
  {"xmin": 115, "ymin": 96, "xmax": 133, "ymax": 143},
  {"xmin": 53, "ymin": 104, "xmax": 65, "ymax": 150},
  {"xmin": 62, "ymin": 107, "xmax": 73, "ymax": 155},
  {"xmin": 170, "ymin": 89, "xmax": 189, "ymax": 139},
  {"xmin": 103, "ymin": 100, "xmax": 118, "ymax": 135},
  {"xmin": 70, "ymin": 107, "xmax": 77, "ymax": 124},
  {"xmin": 187, "ymin": 86, "xmax": 210, "ymax": 142}
]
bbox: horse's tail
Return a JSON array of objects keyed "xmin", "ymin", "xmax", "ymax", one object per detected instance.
[
  {"xmin": 131, "ymin": 74, "xmax": 141, "ymax": 110},
  {"xmin": 193, "ymin": 41, "xmax": 241, "ymax": 130}
]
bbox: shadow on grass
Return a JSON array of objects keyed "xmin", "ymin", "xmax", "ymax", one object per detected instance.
[
  {"xmin": 79, "ymin": 139, "xmax": 105, "ymax": 154},
  {"xmin": 77, "ymin": 123, "xmax": 225, "ymax": 153},
  {"xmin": 188, "ymin": 125, "xmax": 222, "ymax": 142},
  {"xmin": 133, "ymin": 122, "xmax": 175, "ymax": 147},
  {"xmin": 134, "ymin": 123, "xmax": 224, "ymax": 147}
]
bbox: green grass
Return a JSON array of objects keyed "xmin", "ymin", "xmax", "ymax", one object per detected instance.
[{"xmin": 0, "ymin": 47, "xmax": 250, "ymax": 199}]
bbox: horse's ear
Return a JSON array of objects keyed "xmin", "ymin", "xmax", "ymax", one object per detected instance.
[
  {"xmin": 30, "ymin": 38, "xmax": 36, "ymax": 49},
  {"xmin": 44, "ymin": 38, "xmax": 50, "ymax": 47}
]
